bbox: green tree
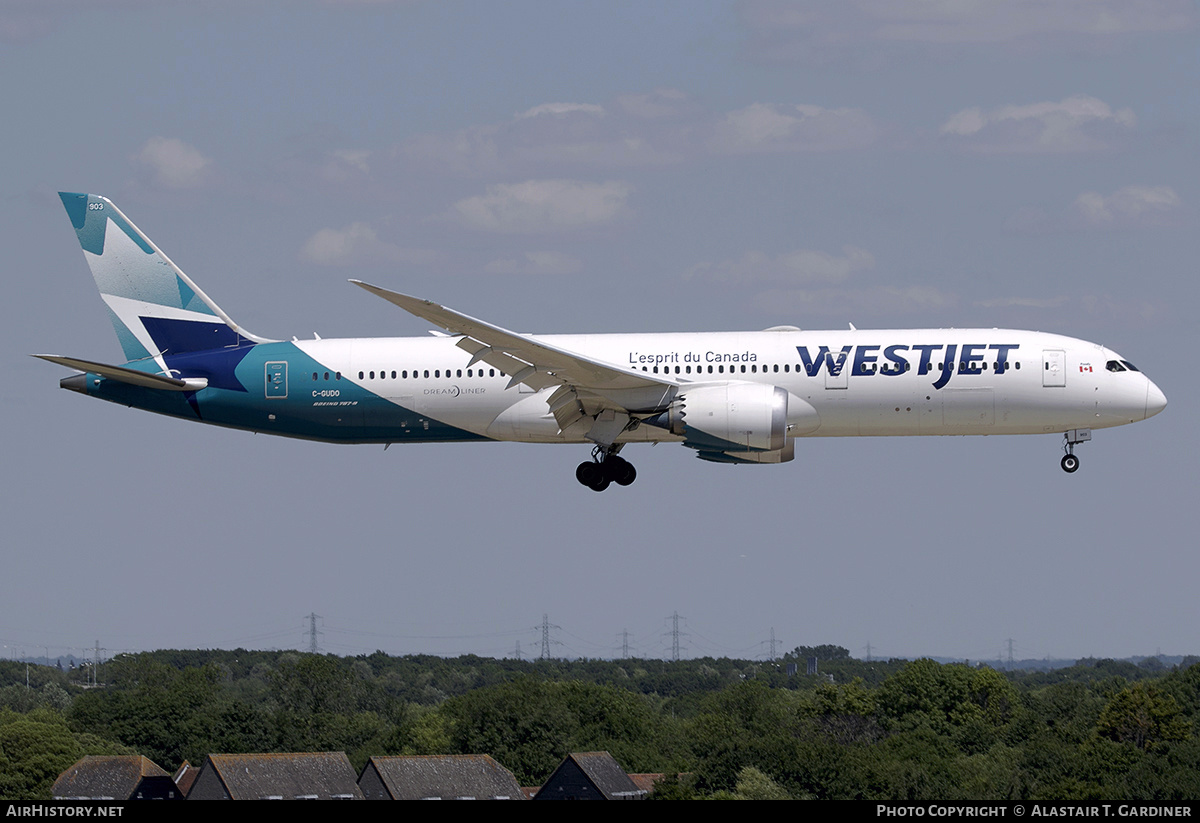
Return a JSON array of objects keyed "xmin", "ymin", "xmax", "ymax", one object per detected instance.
[
  {"xmin": 733, "ymin": 766, "xmax": 793, "ymax": 799},
  {"xmin": 1097, "ymin": 684, "xmax": 1189, "ymax": 751}
]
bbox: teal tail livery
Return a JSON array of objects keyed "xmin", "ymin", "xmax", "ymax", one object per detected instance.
[
  {"xmin": 38, "ymin": 193, "xmax": 1167, "ymax": 491},
  {"xmin": 55, "ymin": 192, "xmax": 272, "ymax": 359}
]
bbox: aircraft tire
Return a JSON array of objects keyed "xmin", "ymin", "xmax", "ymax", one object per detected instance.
[
  {"xmin": 610, "ymin": 458, "xmax": 637, "ymax": 486},
  {"xmin": 1061, "ymin": 454, "xmax": 1079, "ymax": 473},
  {"xmin": 576, "ymin": 461, "xmax": 599, "ymax": 486}
]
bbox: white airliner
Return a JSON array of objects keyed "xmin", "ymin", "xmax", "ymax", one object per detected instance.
[{"xmin": 40, "ymin": 193, "xmax": 1166, "ymax": 491}]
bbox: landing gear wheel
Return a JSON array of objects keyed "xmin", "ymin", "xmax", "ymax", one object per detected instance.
[
  {"xmin": 576, "ymin": 461, "xmax": 611, "ymax": 491},
  {"xmin": 1061, "ymin": 454, "xmax": 1079, "ymax": 473},
  {"xmin": 576, "ymin": 461, "xmax": 599, "ymax": 486},
  {"xmin": 604, "ymin": 455, "xmax": 637, "ymax": 486}
]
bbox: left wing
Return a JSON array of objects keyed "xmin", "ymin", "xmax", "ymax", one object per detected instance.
[{"xmin": 351, "ymin": 280, "xmax": 678, "ymax": 440}]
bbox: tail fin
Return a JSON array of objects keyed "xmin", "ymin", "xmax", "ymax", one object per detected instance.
[{"xmin": 58, "ymin": 193, "xmax": 272, "ymax": 363}]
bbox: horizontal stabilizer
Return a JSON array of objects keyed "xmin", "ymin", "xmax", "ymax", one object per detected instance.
[{"xmin": 33, "ymin": 355, "xmax": 208, "ymax": 392}]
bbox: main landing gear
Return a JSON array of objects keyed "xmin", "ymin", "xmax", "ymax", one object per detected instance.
[
  {"xmin": 576, "ymin": 447, "xmax": 637, "ymax": 492},
  {"xmin": 1060, "ymin": 428, "xmax": 1091, "ymax": 474}
]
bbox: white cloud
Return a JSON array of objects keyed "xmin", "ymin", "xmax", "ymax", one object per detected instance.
[
  {"xmin": 614, "ymin": 88, "xmax": 691, "ymax": 119},
  {"xmin": 688, "ymin": 246, "xmax": 875, "ymax": 283},
  {"xmin": 483, "ymin": 250, "xmax": 583, "ymax": 276},
  {"xmin": 975, "ymin": 296, "xmax": 1070, "ymax": 309},
  {"xmin": 400, "ymin": 100, "xmax": 684, "ymax": 174},
  {"xmin": 133, "ymin": 137, "xmax": 212, "ymax": 188},
  {"xmin": 973, "ymin": 293, "xmax": 1163, "ymax": 326},
  {"xmin": 453, "ymin": 179, "xmax": 632, "ymax": 233},
  {"xmin": 859, "ymin": 0, "xmax": 1195, "ymax": 42},
  {"xmin": 710, "ymin": 103, "xmax": 877, "ymax": 153},
  {"xmin": 516, "ymin": 102, "xmax": 605, "ymax": 119},
  {"xmin": 739, "ymin": 0, "xmax": 1196, "ymax": 62},
  {"xmin": 940, "ymin": 95, "xmax": 1136, "ymax": 153},
  {"xmin": 1074, "ymin": 185, "xmax": 1182, "ymax": 225},
  {"xmin": 399, "ymin": 91, "xmax": 876, "ymax": 175},
  {"xmin": 1007, "ymin": 185, "xmax": 1184, "ymax": 234},
  {"xmin": 299, "ymin": 223, "xmax": 434, "ymax": 267},
  {"xmin": 750, "ymin": 285, "xmax": 956, "ymax": 317},
  {"xmin": 0, "ymin": 6, "xmax": 58, "ymax": 42},
  {"xmin": 322, "ymin": 149, "xmax": 371, "ymax": 182}
]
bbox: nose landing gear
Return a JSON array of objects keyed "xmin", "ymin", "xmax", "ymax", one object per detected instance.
[
  {"xmin": 1060, "ymin": 429, "xmax": 1091, "ymax": 473},
  {"xmin": 576, "ymin": 447, "xmax": 637, "ymax": 492}
]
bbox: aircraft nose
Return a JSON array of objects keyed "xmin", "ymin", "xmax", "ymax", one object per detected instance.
[{"xmin": 1145, "ymin": 379, "xmax": 1167, "ymax": 420}]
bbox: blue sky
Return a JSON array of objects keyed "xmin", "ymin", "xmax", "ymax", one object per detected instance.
[{"xmin": 2, "ymin": 0, "xmax": 1196, "ymax": 663}]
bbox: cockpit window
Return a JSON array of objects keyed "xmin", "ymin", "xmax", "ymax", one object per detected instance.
[
  {"xmin": 1106, "ymin": 360, "xmax": 1126, "ymax": 372},
  {"xmin": 1120, "ymin": 360, "xmax": 1140, "ymax": 372}
]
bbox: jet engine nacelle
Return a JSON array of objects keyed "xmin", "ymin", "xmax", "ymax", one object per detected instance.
[
  {"xmin": 696, "ymin": 439, "xmax": 796, "ymax": 464},
  {"xmin": 662, "ymin": 382, "xmax": 790, "ymax": 452}
]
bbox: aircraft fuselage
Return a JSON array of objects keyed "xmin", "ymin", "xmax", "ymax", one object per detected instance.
[{"xmin": 65, "ymin": 327, "xmax": 1163, "ymax": 445}]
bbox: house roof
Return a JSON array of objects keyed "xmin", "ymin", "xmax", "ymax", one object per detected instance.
[
  {"xmin": 564, "ymin": 752, "xmax": 646, "ymax": 799},
  {"xmin": 173, "ymin": 761, "xmax": 198, "ymax": 798},
  {"xmin": 52, "ymin": 756, "xmax": 171, "ymax": 800},
  {"xmin": 629, "ymin": 773, "xmax": 664, "ymax": 795},
  {"xmin": 365, "ymin": 754, "xmax": 524, "ymax": 800},
  {"xmin": 202, "ymin": 752, "xmax": 362, "ymax": 800}
]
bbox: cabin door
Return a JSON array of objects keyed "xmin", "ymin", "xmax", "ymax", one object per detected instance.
[
  {"xmin": 265, "ymin": 361, "xmax": 288, "ymax": 398},
  {"xmin": 1042, "ymin": 349, "xmax": 1066, "ymax": 387}
]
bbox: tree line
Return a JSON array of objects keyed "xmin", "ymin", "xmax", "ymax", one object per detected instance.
[{"xmin": 1, "ymin": 648, "xmax": 1198, "ymax": 800}]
